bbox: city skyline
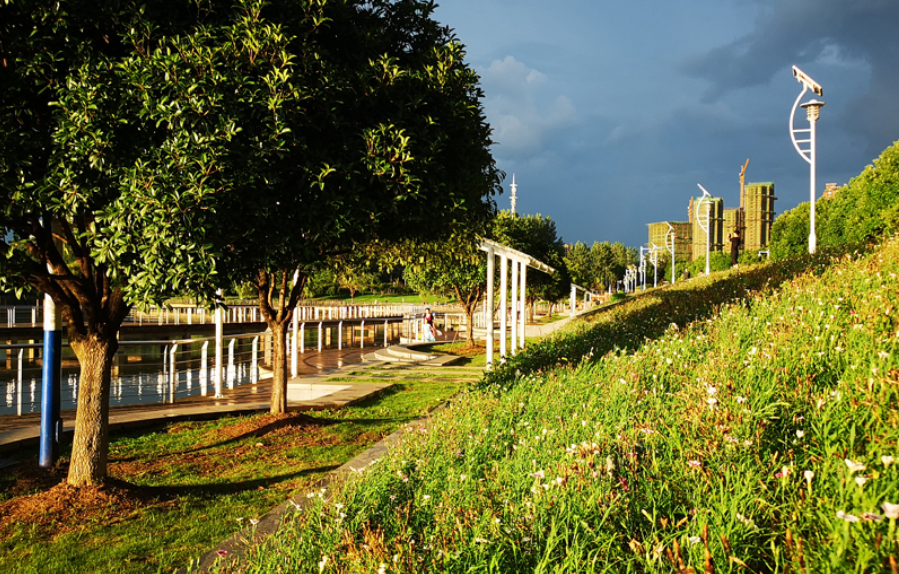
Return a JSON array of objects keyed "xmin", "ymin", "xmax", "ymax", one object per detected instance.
[{"xmin": 434, "ymin": 0, "xmax": 899, "ymax": 247}]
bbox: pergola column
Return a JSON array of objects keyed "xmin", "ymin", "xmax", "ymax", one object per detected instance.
[
  {"xmin": 510, "ymin": 259, "xmax": 518, "ymax": 355},
  {"xmin": 519, "ymin": 261, "xmax": 527, "ymax": 349},
  {"xmin": 485, "ymin": 245, "xmax": 495, "ymax": 366},
  {"xmin": 499, "ymin": 255, "xmax": 508, "ymax": 358},
  {"xmin": 570, "ymin": 284, "xmax": 576, "ymax": 317}
]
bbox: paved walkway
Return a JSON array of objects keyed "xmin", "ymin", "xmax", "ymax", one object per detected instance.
[
  {"xmin": 0, "ymin": 316, "xmax": 582, "ymax": 453},
  {"xmin": 0, "ymin": 346, "xmax": 385, "ymax": 451}
]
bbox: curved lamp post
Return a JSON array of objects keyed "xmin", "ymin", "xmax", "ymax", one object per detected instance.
[
  {"xmin": 665, "ymin": 222, "xmax": 676, "ymax": 284},
  {"xmin": 650, "ymin": 243, "xmax": 660, "ymax": 288},
  {"xmin": 789, "ymin": 65, "xmax": 825, "ymax": 254},
  {"xmin": 639, "ymin": 246, "xmax": 648, "ymax": 291},
  {"xmin": 696, "ymin": 184, "xmax": 713, "ymax": 275}
]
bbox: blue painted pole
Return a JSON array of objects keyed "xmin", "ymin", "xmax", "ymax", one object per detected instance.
[{"xmin": 40, "ymin": 293, "xmax": 62, "ymax": 468}]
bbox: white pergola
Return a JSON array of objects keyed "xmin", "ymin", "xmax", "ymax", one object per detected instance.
[
  {"xmin": 479, "ymin": 238, "xmax": 555, "ymax": 368},
  {"xmin": 570, "ymin": 283, "xmax": 591, "ymax": 317}
]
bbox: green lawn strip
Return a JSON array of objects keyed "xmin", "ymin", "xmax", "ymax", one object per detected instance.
[
  {"xmin": 220, "ymin": 239, "xmax": 899, "ymax": 572},
  {"xmin": 0, "ymin": 378, "xmax": 467, "ymax": 574}
]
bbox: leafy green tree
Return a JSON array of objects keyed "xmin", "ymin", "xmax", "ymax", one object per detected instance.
[
  {"xmin": 771, "ymin": 140, "xmax": 899, "ymax": 260},
  {"xmin": 564, "ymin": 242, "xmax": 593, "ymax": 289},
  {"xmin": 770, "ymin": 203, "xmax": 811, "ymax": 260},
  {"xmin": 0, "ymin": 0, "xmax": 498, "ymax": 485},
  {"xmin": 0, "ymin": 0, "xmax": 229, "ymax": 486},
  {"xmin": 611, "ymin": 242, "xmax": 636, "ymax": 282},
  {"xmin": 403, "ymin": 235, "xmax": 486, "ymax": 344},
  {"xmin": 494, "ymin": 211, "xmax": 569, "ymax": 317},
  {"xmin": 591, "ymin": 241, "xmax": 619, "ymax": 291},
  {"xmin": 201, "ymin": 0, "xmax": 500, "ymax": 414}
]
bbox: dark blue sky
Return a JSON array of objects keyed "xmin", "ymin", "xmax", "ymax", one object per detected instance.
[{"xmin": 434, "ymin": 0, "xmax": 899, "ymax": 247}]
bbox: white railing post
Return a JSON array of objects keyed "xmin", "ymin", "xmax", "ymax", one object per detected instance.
[
  {"xmin": 360, "ymin": 320, "xmax": 365, "ymax": 349},
  {"xmin": 291, "ymin": 310, "xmax": 299, "ymax": 378},
  {"xmin": 227, "ymin": 339, "xmax": 236, "ymax": 389},
  {"xmin": 169, "ymin": 344, "xmax": 178, "ymax": 403},
  {"xmin": 318, "ymin": 322, "xmax": 323, "ymax": 352},
  {"xmin": 201, "ymin": 341, "xmax": 209, "ymax": 396},
  {"xmin": 300, "ymin": 323, "xmax": 305, "ymax": 354},
  {"xmin": 384, "ymin": 320, "xmax": 389, "ymax": 347},
  {"xmin": 251, "ymin": 336, "xmax": 259, "ymax": 383},
  {"xmin": 17, "ymin": 348, "xmax": 24, "ymax": 416},
  {"xmin": 338, "ymin": 320, "xmax": 343, "ymax": 350}
]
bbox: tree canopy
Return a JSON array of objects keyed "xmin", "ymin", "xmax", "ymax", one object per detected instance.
[{"xmin": 0, "ymin": 0, "xmax": 499, "ymax": 485}]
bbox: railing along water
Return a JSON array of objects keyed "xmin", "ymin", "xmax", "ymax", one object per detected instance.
[{"xmin": 1, "ymin": 316, "xmax": 405, "ymax": 416}]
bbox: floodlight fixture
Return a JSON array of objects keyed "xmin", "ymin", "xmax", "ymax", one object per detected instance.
[{"xmin": 793, "ymin": 66, "xmax": 823, "ymax": 97}]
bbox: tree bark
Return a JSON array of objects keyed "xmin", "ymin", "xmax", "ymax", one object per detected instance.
[
  {"xmin": 67, "ymin": 336, "xmax": 117, "ymax": 486},
  {"xmin": 253, "ymin": 268, "xmax": 305, "ymax": 415},
  {"xmin": 269, "ymin": 320, "xmax": 289, "ymax": 414}
]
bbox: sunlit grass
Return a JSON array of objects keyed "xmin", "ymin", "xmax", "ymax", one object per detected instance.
[
  {"xmin": 0, "ymin": 378, "xmax": 467, "ymax": 574},
  {"xmin": 218, "ymin": 238, "xmax": 899, "ymax": 573}
]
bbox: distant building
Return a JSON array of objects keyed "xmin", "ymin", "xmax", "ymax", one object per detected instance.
[
  {"xmin": 743, "ymin": 182, "xmax": 776, "ymax": 253},
  {"xmin": 690, "ymin": 196, "xmax": 725, "ymax": 260},
  {"xmin": 647, "ymin": 221, "xmax": 692, "ymax": 264},
  {"xmin": 723, "ymin": 208, "xmax": 741, "ymax": 242},
  {"xmin": 822, "ymin": 182, "xmax": 841, "ymax": 200}
]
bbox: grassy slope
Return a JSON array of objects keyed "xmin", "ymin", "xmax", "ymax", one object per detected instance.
[{"xmin": 225, "ymin": 239, "xmax": 899, "ymax": 573}]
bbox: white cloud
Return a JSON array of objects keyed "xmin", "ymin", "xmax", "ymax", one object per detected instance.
[{"xmin": 479, "ymin": 56, "xmax": 575, "ymax": 157}]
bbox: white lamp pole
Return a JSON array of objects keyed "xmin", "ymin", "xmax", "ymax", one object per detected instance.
[
  {"xmin": 696, "ymin": 184, "xmax": 713, "ymax": 275},
  {"xmin": 510, "ymin": 174, "xmax": 518, "ymax": 216},
  {"xmin": 789, "ymin": 66, "xmax": 825, "ymax": 254},
  {"xmin": 665, "ymin": 223, "xmax": 676, "ymax": 284},
  {"xmin": 650, "ymin": 243, "xmax": 659, "ymax": 288},
  {"xmin": 639, "ymin": 246, "xmax": 647, "ymax": 291}
]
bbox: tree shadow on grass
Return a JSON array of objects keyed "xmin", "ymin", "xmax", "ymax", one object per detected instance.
[{"xmin": 129, "ymin": 464, "xmax": 341, "ymax": 500}]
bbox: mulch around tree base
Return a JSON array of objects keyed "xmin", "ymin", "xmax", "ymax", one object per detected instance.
[{"xmin": 0, "ymin": 412, "xmax": 338, "ymax": 544}]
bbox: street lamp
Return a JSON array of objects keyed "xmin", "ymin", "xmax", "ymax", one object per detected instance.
[
  {"xmin": 696, "ymin": 184, "xmax": 713, "ymax": 275},
  {"xmin": 639, "ymin": 246, "xmax": 648, "ymax": 291},
  {"xmin": 665, "ymin": 222, "xmax": 676, "ymax": 284},
  {"xmin": 789, "ymin": 65, "xmax": 825, "ymax": 254},
  {"xmin": 650, "ymin": 243, "xmax": 660, "ymax": 288}
]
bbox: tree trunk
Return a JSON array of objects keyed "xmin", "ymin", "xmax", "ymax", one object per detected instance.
[
  {"xmin": 464, "ymin": 304, "xmax": 476, "ymax": 347},
  {"xmin": 269, "ymin": 320, "xmax": 289, "ymax": 414},
  {"xmin": 67, "ymin": 336, "xmax": 117, "ymax": 487}
]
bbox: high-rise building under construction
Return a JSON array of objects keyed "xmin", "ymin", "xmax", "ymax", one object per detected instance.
[
  {"xmin": 646, "ymin": 221, "xmax": 692, "ymax": 265},
  {"xmin": 742, "ymin": 182, "xmax": 776, "ymax": 253}
]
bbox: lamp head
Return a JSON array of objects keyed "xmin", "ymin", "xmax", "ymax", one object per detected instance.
[
  {"xmin": 697, "ymin": 184, "xmax": 712, "ymax": 198},
  {"xmin": 793, "ymin": 66, "xmax": 823, "ymax": 97},
  {"xmin": 800, "ymin": 98, "xmax": 826, "ymax": 121}
]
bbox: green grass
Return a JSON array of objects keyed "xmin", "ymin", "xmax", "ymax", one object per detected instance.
[
  {"xmin": 0, "ymin": 376, "xmax": 467, "ymax": 574},
  {"xmin": 217, "ymin": 238, "xmax": 899, "ymax": 573}
]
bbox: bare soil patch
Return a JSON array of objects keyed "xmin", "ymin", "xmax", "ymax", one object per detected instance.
[
  {"xmin": 0, "ymin": 475, "xmax": 168, "ymax": 541},
  {"xmin": 210, "ymin": 411, "xmax": 330, "ymax": 441}
]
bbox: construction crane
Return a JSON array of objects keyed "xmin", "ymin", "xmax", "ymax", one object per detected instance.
[{"xmin": 739, "ymin": 158, "xmax": 750, "ymax": 210}]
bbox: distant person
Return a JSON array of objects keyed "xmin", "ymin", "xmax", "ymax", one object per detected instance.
[
  {"xmin": 423, "ymin": 308, "xmax": 436, "ymax": 342},
  {"xmin": 729, "ymin": 231, "xmax": 742, "ymax": 266},
  {"xmin": 682, "ymin": 268, "xmax": 691, "ymax": 280}
]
